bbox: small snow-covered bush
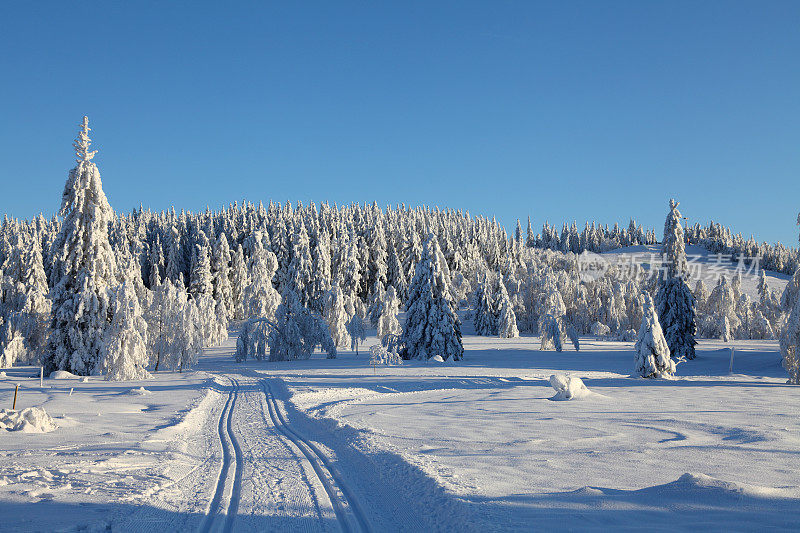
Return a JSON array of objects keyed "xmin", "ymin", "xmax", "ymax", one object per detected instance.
[
  {"xmin": 590, "ymin": 321, "xmax": 611, "ymax": 337},
  {"xmin": 610, "ymin": 329, "xmax": 637, "ymax": 342},
  {"xmin": 369, "ymin": 344, "xmax": 403, "ymax": 366}
]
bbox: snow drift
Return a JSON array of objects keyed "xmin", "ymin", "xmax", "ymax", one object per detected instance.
[
  {"xmin": 549, "ymin": 374, "xmax": 593, "ymax": 400},
  {"xmin": 0, "ymin": 407, "xmax": 57, "ymax": 433}
]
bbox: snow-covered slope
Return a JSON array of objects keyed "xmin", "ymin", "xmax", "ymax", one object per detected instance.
[{"xmin": 601, "ymin": 244, "xmax": 790, "ymax": 298}]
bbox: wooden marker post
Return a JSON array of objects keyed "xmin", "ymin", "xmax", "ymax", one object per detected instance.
[{"xmin": 12, "ymin": 384, "xmax": 19, "ymax": 410}]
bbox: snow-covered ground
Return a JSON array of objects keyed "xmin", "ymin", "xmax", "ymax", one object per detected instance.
[{"xmin": 1, "ymin": 330, "xmax": 798, "ymax": 531}]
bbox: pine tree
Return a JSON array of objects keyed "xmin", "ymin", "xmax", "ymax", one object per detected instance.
[
  {"xmin": 655, "ymin": 199, "xmax": 697, "ymax": 360},
  {"xmin": 47, "ymin": 117, "xmax": 119, "ymax": 375},
  {"xmin": 635, "ymin": 293, "xmax": 675, "ymax": 378},
  {"xmin": 402, "ymin": 234, "xmax": 463, "ymax": 361}
]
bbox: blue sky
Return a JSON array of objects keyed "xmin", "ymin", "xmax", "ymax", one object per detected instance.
[{"xmin": 1, "ymin": 2, "xmax": 798, "ymax": 245}]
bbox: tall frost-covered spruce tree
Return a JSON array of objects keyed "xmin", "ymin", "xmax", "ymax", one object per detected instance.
[
  {"xmin": 402, "ymin": 234, "xmax": 463, "ymax": 361},
  {"xmin": 635, "ymin": 293, "xmax": 675, "ymax": 378},
  {"xmin": 47, "ymin": 117, "xmax": 120, "ymax": 375},
  {"xmin": 655, "ymin": 199, "xmax": 697, "ymax": 360}
]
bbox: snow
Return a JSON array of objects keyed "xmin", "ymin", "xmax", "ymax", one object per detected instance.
[
  {"xmin": 0, "ymin": 407, "xmax": 57, "ymax": 433},
  {"xmin": 0, "ymin": 331, "xmax": 798, "ymax": 531},
  {"xmin": 49, "ymin": 370, "xmax": 79, "ymax": 379},
  {"xmin": 548, "ymin": 374, "xmax": 596, "ymax": 400}
]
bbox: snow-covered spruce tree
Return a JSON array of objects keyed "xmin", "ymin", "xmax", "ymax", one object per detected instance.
[
  {"xmin": 288, "ymin": 220, "xmax": 314, "ymax": 307},
  {"xmin": 781, "ymin": 264, "xmax": 800, "ymax": 313},
  {"xmin": 495, "ymin": 277, "xmax": 519, "ymax": 338},
  {"xmin": 165, "ymin": 224, "xmax": 184, "ymax": 286},
  {"xmin": 655, "ymin": 199, "xmax": 697, "ymax": 360},
  {"xmin": 176, "ymin": 298, "xmax": 203, "ymax": 372},
  {"xmin": 538, "ymin": 278, "xmax": 567, "ymax": 350},
  {"xmin": 635, "ymin": 293, "xmax": 675, "ymax": 378},
  {"xmin": 211, "ymin": 233, "xmax": 233, "ymax": 318},
  {"xmin": 703, "ymin": 276, "xmax": 740, "ymax": 341},
  {"xmin": 780, "ymin": 212, "xmax": 800, "ymax": 313},
  {"xmin": 146, "ymin": 279, "xmax": 175, "ymax": 371},
  {"xmin": 347, "ymin": 303, "xmax": 367, "ymax": 356},
  {"xmin": 194, "ymin": 293, "xmax": 228, "ymax": 348},
  {"xmin": 324, "ymin": 284, "xmax": 351, "ymax": 348},
  {"xmin": 102, "ymin": 280, "xmax": 150, "ymax": 381},
  {"xmin": 47, "ymin": 117, "xmax": 120, "ymax": 375},
  {"xmin": 308, "ymin": 230, "xmax": 332, "ymax": 314},
  {"xmin": 473, "ymin": 272, "xmax": 496, "ymax": 335},
  {"xmin": 243, "ymin": 244, "xmax": 281, "ymax": 321},
  {"xmin": 402, "ymin": 234, "xmax": 463, "ymax": 361},
  {"xmin": 367, "ymin": 279, "xmax": 386, "ymax": 328},
  {"xmin": 189, "ymin": 243, "xmax": 213, "ymax": 298},
  {"xmin": 8, "ymin": 233, "xmax": 51, "ymax": 363},
  {"xmin": 386, "ymin": 244, "xmax": 407, "ymax": 302},
  {"xmin": 377, "ymin": 285, "xmax": 402, "ymax": 339},
  {"xmin": 780, "ymin": 297, "xmax": 800, "ymax": 384},
  {"xmin": 539, "ymin": 315, "xmax": 563, "ymax": 352},
  {"xmin": 230, "ymin": 244, "xmax": 248, "ymax": 320},
  {"xmin": 268, "ymin": 286, "xmax": 336, "ymax": 361},
  {"xmin": 0, "ymin": 315, "xmax": 26, "ymax": 369},
  {"xmin": 148, "ymin": 235, "xmax": 165, "ymax": 288}
]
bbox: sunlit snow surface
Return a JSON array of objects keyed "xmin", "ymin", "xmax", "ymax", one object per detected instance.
[{"xmin": 1, "ymin": 298, "xmax": 799, "ymax": 531}]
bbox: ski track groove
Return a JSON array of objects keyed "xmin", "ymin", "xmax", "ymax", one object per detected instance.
[
  {"xmin": 200, "ymin": 378, "xmax": 243, "ymax": 533},
  {"xmin": 261, "ymin": 379, "xmax": 372, "ymax": 533}
]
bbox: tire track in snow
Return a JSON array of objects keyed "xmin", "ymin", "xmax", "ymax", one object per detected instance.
[
  {"xmin": 261, "ymin": 380, "xmax": 371, "ymax": 533},
  {"xmin": 200, "ymin": 378, "xmax": 243, "ymax": 533}
]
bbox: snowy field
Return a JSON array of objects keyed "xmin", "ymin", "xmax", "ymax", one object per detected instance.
[{"xmin": 1, "ymin": 329, "xmax": 799, "ymax": 532}]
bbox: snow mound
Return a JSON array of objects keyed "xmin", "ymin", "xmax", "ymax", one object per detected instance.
[
  {"xmin": 49, "ymin": 370, "xmax": 78, "ymax": 380},
  {"xmin": 0, "ymin": 407, "xmax": 58, "ymax": 433},
  {"xmin": 0, "ymin": 371, "xmax": 6, "ymax": 378},
  {"xmin": 127, "ymin": 387, "xmax": 151, "ymax": 396},
  {"xmin": 549, "ymin": 374, "xmax": 592, "ymax": 401},
  {"xmin": 622, "ymin": 473, "xmax": 800, "ymax": 501},
  {"xmin": 429, "ymin": 355, "xmax": 445, "ymax": 363}
]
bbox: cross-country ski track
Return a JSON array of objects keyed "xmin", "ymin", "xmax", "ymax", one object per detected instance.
[
  {"xmin": 101, "ymin": 336, "xmax": 463, "ymax": 532},
  {"xmin": 200, "ymin": 378, "xmax": 244, "ymax": 533}
]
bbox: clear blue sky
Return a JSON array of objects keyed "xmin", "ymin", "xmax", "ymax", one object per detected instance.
[{"xmin": 1, "ymin": 1, "xmax": 798, "ymax": 245}]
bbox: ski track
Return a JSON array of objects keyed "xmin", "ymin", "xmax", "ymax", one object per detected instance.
[
  {"xmin": 200, "ymin": 378, "xmax": 243, "ymax": 533},
  {"xmin": 261, "ymin": 379, "xmax": 372, "ymax": 533}
]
